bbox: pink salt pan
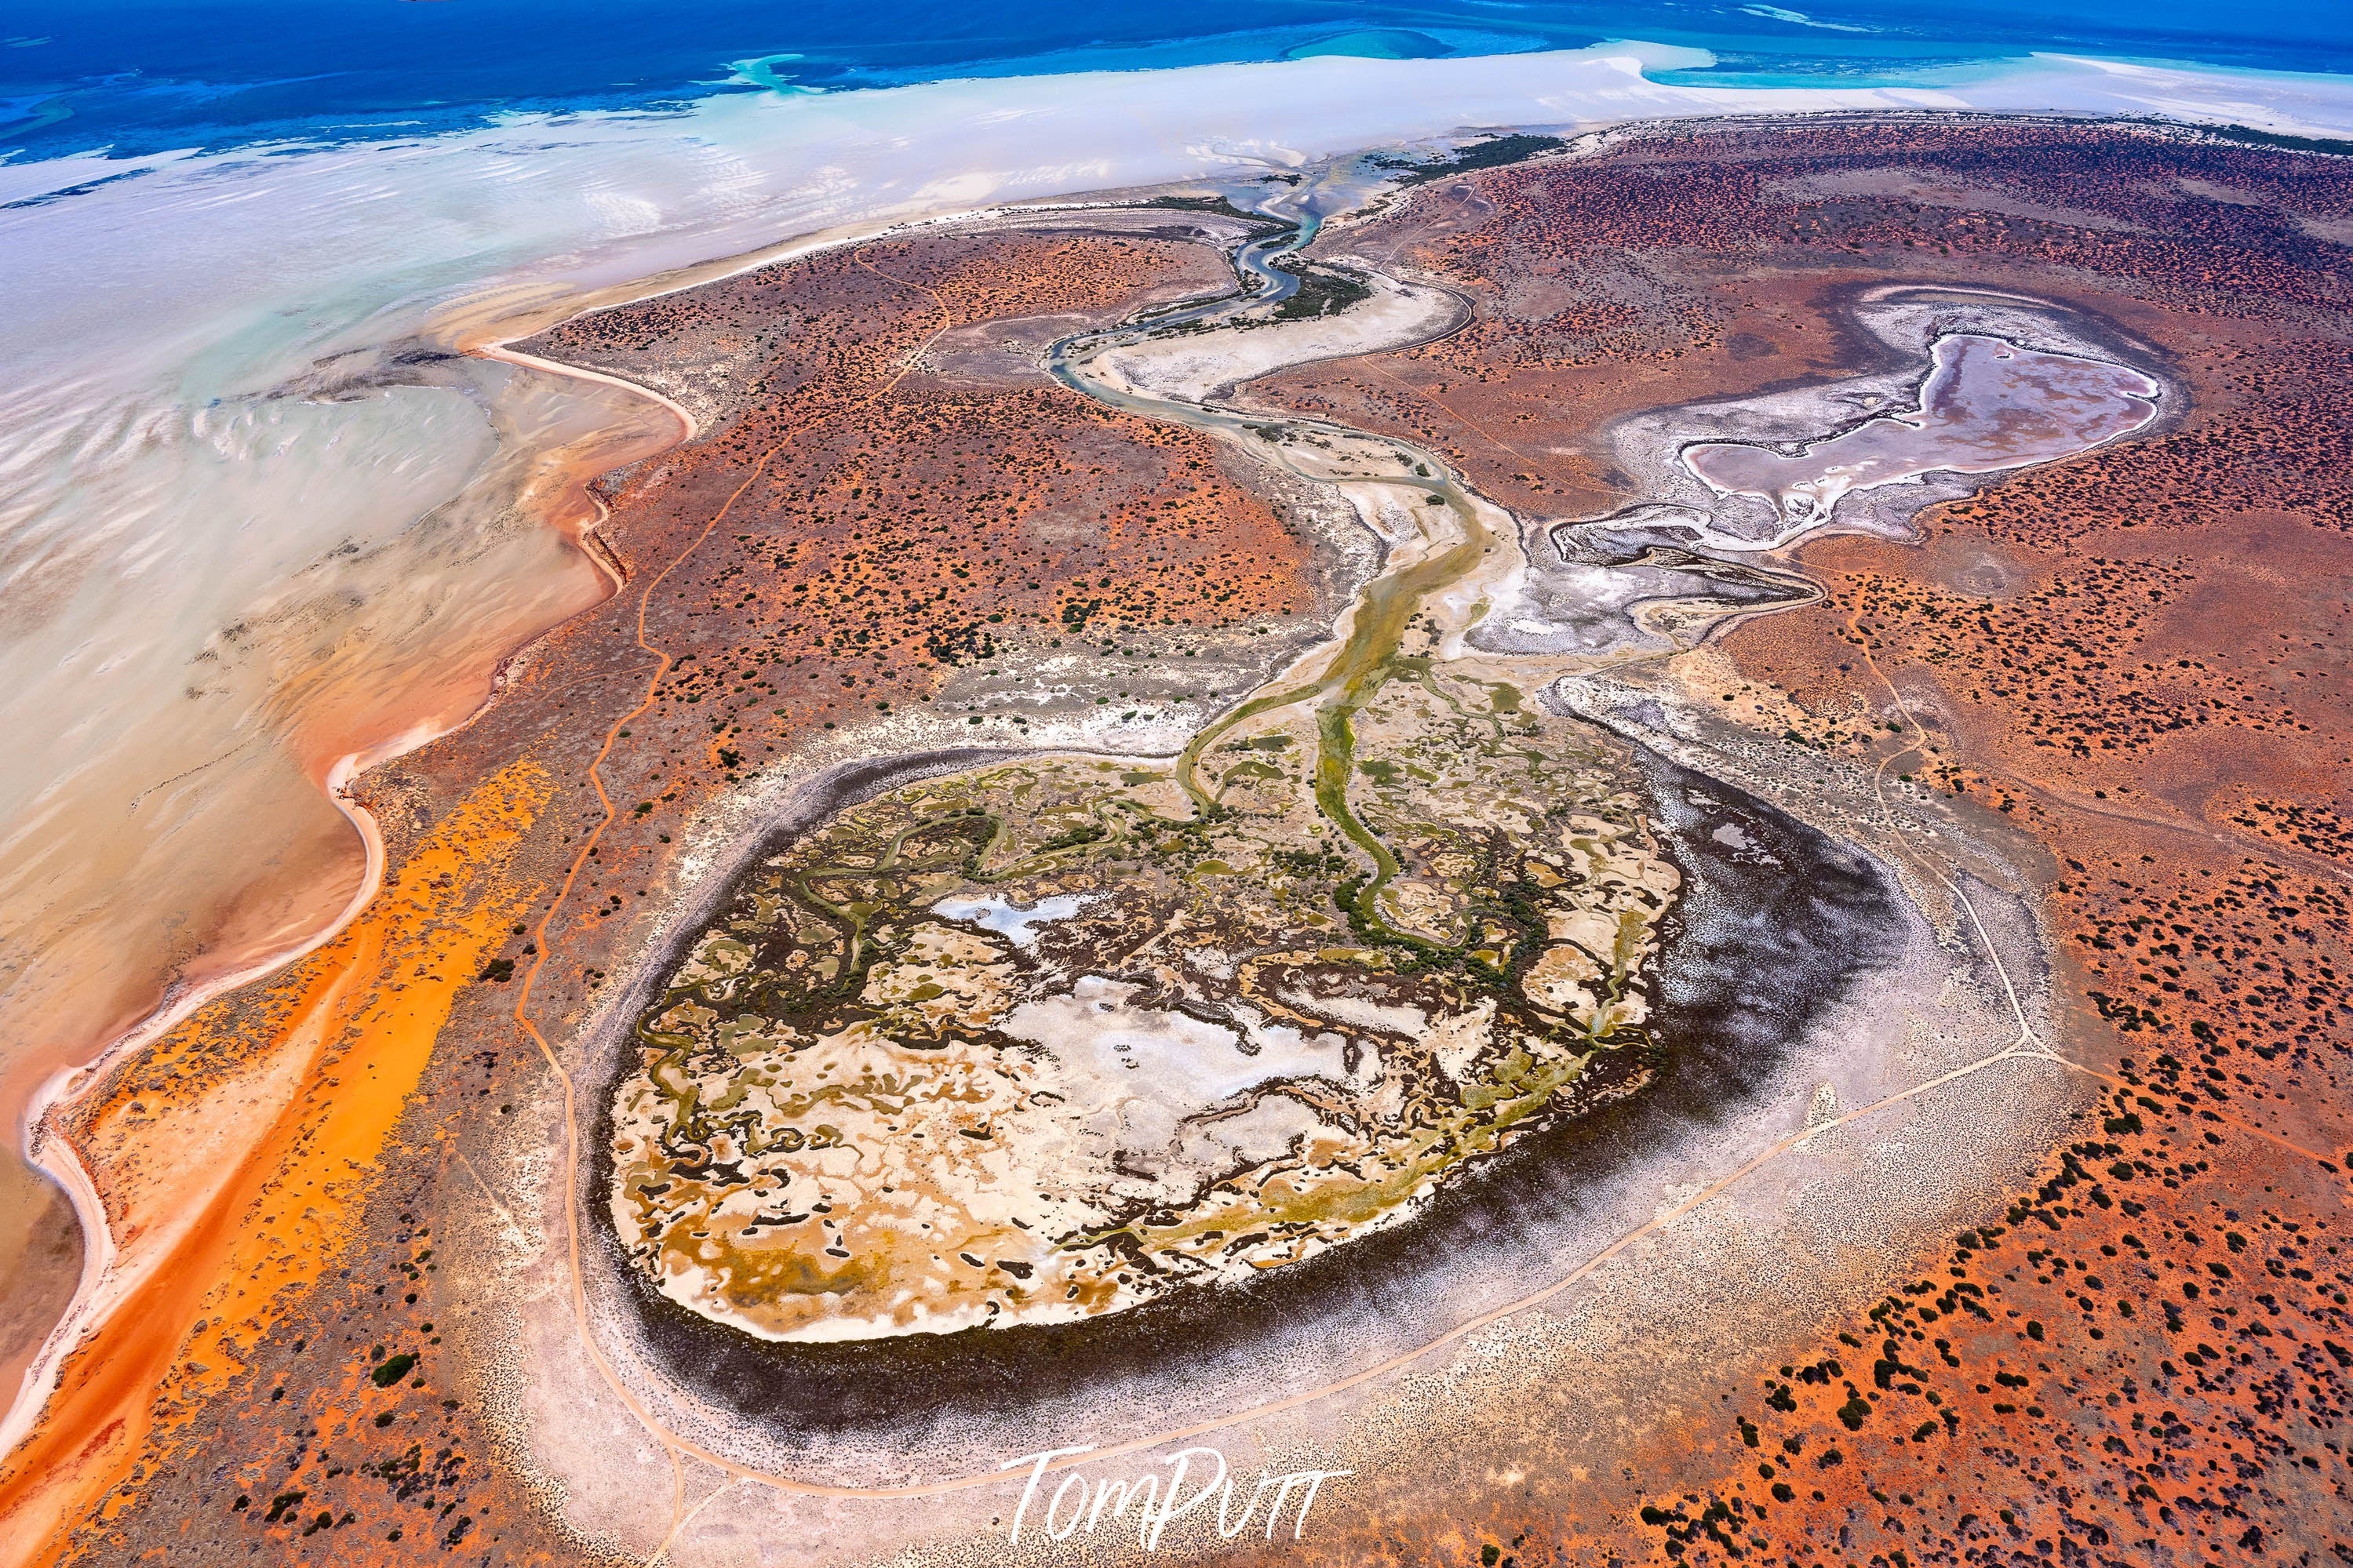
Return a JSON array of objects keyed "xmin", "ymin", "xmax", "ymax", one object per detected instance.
[{"xmin": 1685, "ymin": 334, "xmax": 2161, "ymax": 526}]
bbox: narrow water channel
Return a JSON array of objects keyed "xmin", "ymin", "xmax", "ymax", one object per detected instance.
[{"xmin": 1047, "ymin": 194, "xmax": 1501, "ymax": 933}]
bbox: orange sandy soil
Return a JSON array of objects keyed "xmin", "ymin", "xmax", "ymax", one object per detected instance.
[
  {"xmin": 1222, "ymin": 120, "xmax": 2353, "ymax": 1566},
  {"xmin": 0, "ymin": 224, "xmax": 1328, "ymax": 1563}
]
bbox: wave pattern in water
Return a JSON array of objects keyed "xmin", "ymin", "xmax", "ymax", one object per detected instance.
[{"xmin": 7, "ymin": 0, "xmax": 2353, "ymax": 160}]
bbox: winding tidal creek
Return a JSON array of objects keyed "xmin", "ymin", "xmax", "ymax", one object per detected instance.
[{"xmin": 596, "ymin": 179, "xmax": 2162, "ymax": 1359}]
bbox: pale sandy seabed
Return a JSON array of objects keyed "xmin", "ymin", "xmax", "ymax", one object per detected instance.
[{"xmin": 0, "ymin": 34, "xmax": 2347, "ymax": 1544}]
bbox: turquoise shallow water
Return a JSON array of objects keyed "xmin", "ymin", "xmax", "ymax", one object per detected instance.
[{"xmin": 5, "ymin": 0, "xmax": 2351, "ymax": 162}]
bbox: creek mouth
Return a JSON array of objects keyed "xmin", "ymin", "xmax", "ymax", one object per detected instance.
[{"xmin": 581, "ymin": 743, "xmax": 1900, "ymax": 1455}]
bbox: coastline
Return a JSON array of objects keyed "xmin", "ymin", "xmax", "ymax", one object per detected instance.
[
  {"xmin": 0, "ymin": 186, "xmax": 1073, "ymax": 1483},
  {"xmin": 0, "ymin": 176, "xmax": 1243, "ymax": 1537},
  {"xmin": 0, "ymin": 338, "xmax": 694, "ymax": 1489},
  {"xmin": 0, "ymin": 746, "xmax": 388, "ymax": 1461}
]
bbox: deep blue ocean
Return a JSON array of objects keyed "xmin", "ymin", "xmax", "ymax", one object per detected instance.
[{"xmin": 5, "ymin": 0, "xmax": 2352, "ymax": 163}]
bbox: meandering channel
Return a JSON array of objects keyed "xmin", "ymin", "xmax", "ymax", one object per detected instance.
[
  {"xmin": 559, "ymin": 174, "xmax": 2180, "ymax": 1494},
  {"xmin": 1049, "ymin": 195, "xmax": 1504, "ymax": 942}
]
